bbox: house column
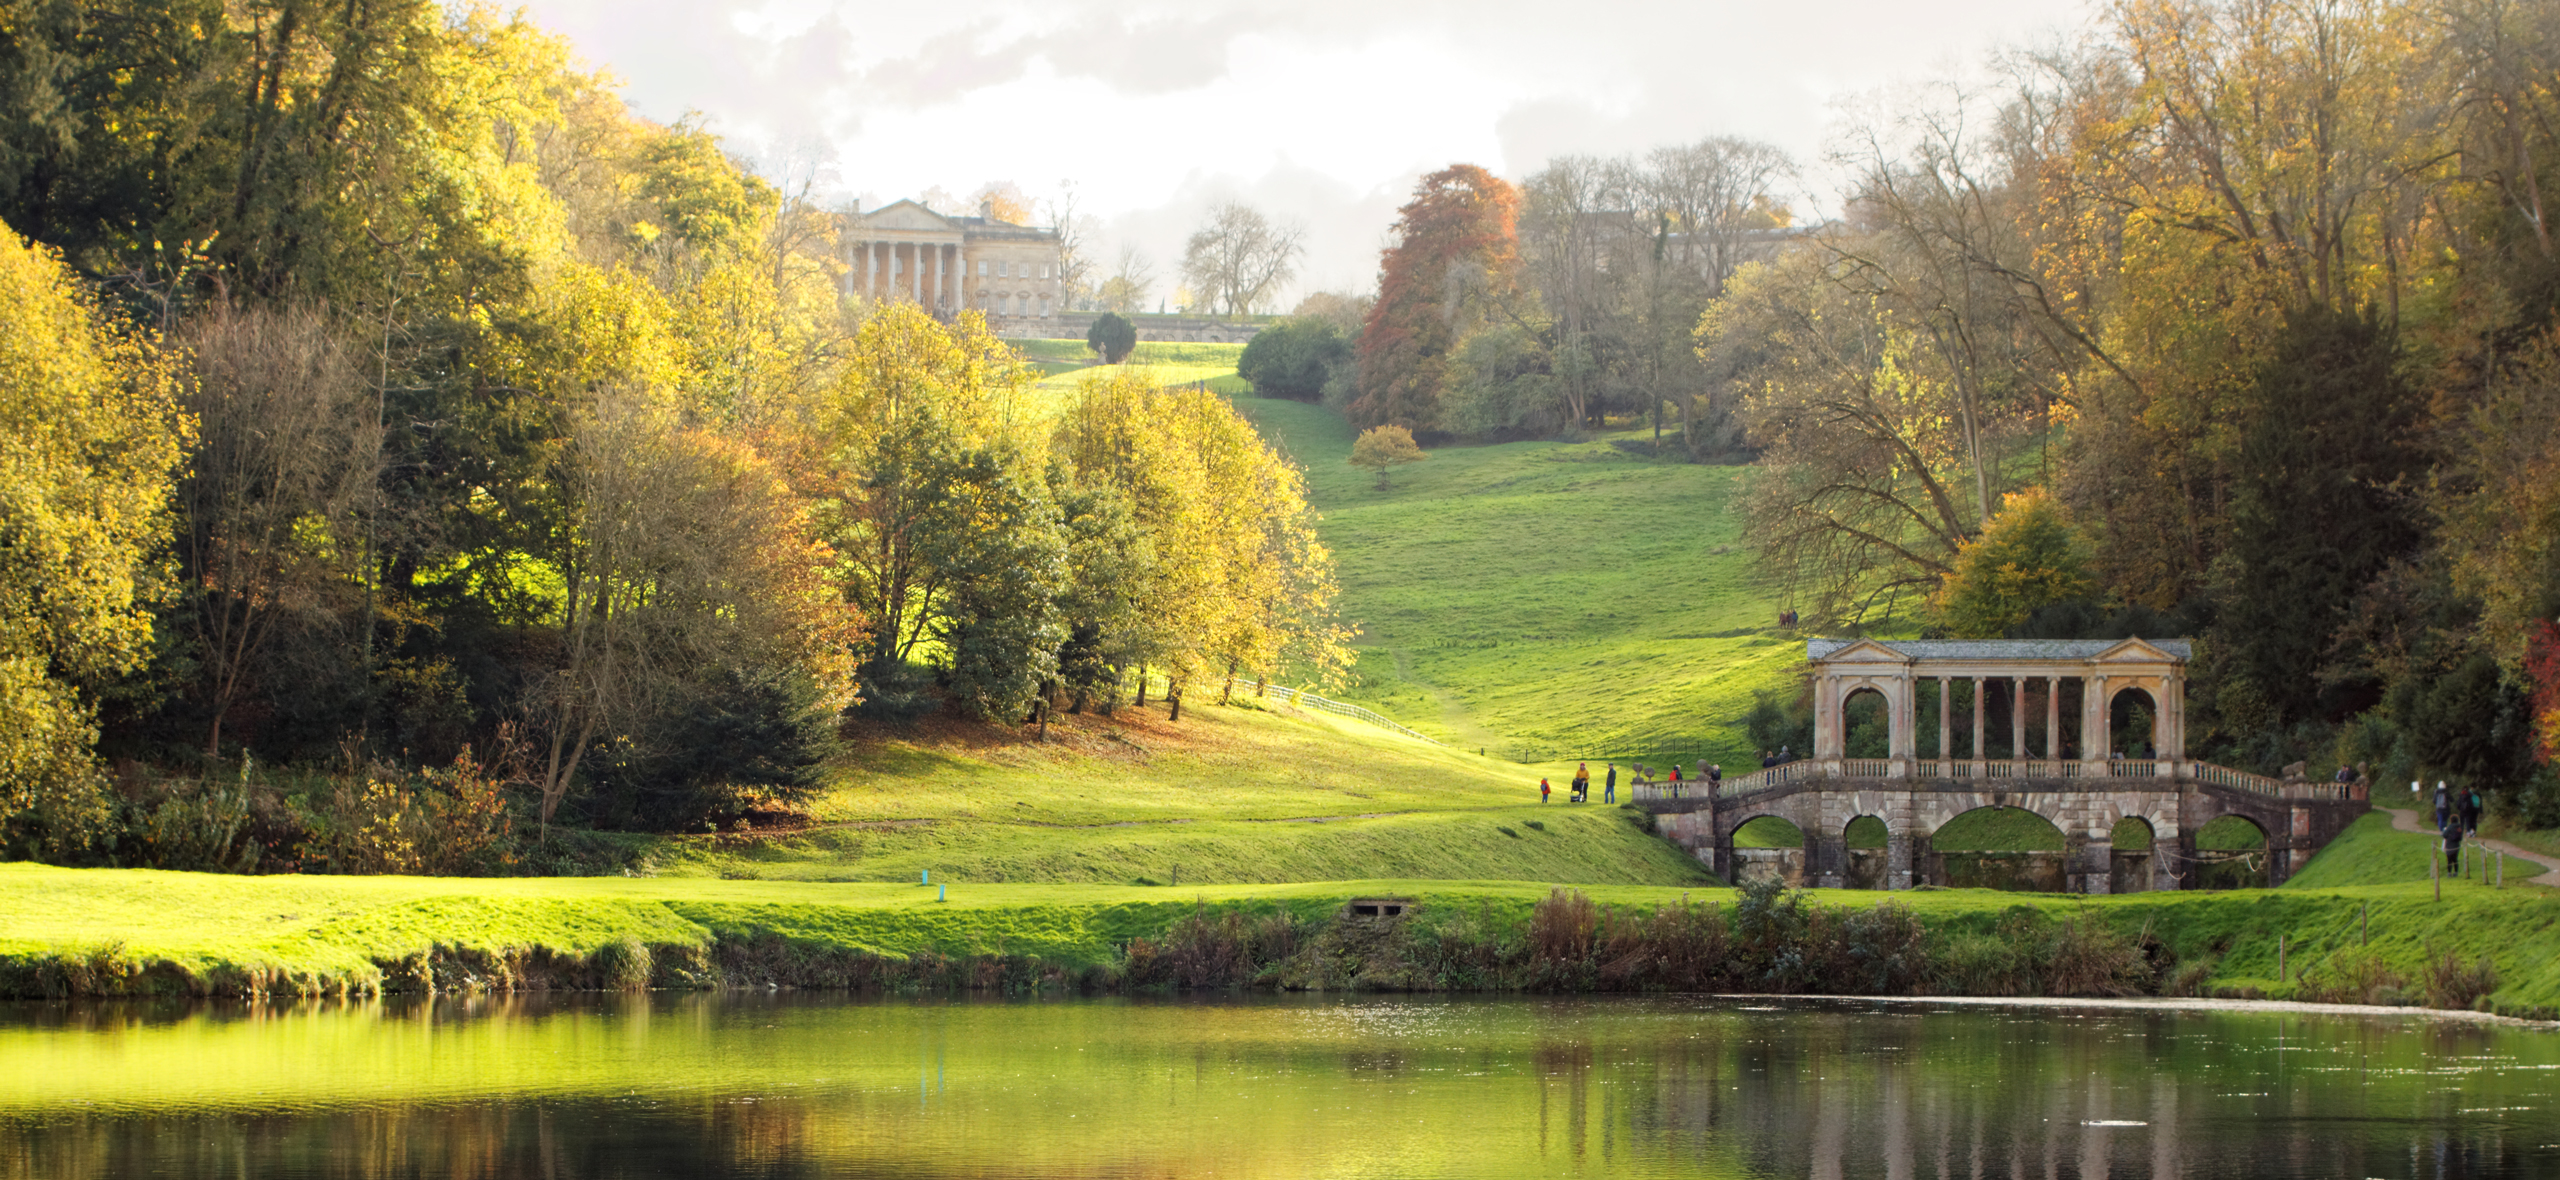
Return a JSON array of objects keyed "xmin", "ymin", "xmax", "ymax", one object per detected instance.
[
  {"xmin": 2045, "ymin": 676, "xmax": 2062, "ymax": 760},
  {"xmin": 865, "ymin": 242, "xmax": 879, "ymax": 297},
  {"xmin": 911, "ymin": 243, "xmax": 923, "ymax": 303}
]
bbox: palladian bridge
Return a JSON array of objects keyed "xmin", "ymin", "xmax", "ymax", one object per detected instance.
[{"xmin": 1633, "ymin": 638, "xmax": 2369, "ymax": 892}]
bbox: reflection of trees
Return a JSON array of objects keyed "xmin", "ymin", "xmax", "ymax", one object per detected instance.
[{"xmin": 6, "ymin": 999, "xmax": 2549, "ymax": 1177}]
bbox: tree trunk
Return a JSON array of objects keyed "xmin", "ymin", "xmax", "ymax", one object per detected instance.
[
  {"xmin": 1135, "ymin": 664, "xmax": 1149, "ymax": 708},
  {"xmin": 1168, "ymin": 683, "xmax": 1183, "ymax": 722}
]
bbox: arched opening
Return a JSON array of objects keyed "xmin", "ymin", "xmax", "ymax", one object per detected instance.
[
  {"xmin": 2193, "ymin": 815, "xmax": 2269, "ymax": 890},
  {"xmin": 1843, "ymin": 687, "xmax": 1891, "ymax": 759},
  {"xmin": 2109, "ymin": 815, "xmax": 2158, "ymax": 894},
  {"xmin": 1844, "ymin": 816, "xmax": 1890, "ymax": 889},
  {"xmin": 1730, "ymin": 815, "xmax": 1807, "ymax": 887},
  {"xmin": 2108, "ymin": 686, "xmax": 2160, "ymax": 759},
  {"xmin": 1925, "ymin": 806, "xmax": 2067, "ymax": 892}
]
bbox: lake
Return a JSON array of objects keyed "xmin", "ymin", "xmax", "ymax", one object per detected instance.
[{"xmin": 1, "ymin": 992, "xmax": 2552, "ymax": 1177}]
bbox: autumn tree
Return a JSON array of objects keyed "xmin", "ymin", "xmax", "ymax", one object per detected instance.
[
  {"xmin": 531, "ymin": 393, "xmax": 858, "ymax": 831},
  {"xmin": 1349, "ymin": 425, "xmax": 1427, "ymax": 490},
  {"xmin": 174, "ymin": 302, "xmax": 383, "ymax": 758},
  {"xmin": 821, "ymin": 304, "xmax": 1036, "ymax": 694},
  {"xmin": 0, "ymin": 229, "xmax": 190, "ymax": 845},
  {"xmin": 1098, "ymin": 246, "xmax": 1156, "ymax": 314},
  {"xmin": 1353, "ymin": 165, "xmax": 1519, "ymax": 430},
  {"xmin": 1179, "ymin": 202, "xmax": 1305, "ymax": 318},
  {"xmin": 1932, "ymin": 490, "xmax": 2095, "ymax": 638},
  {"xmin": 1055, "ymin": 367, "xmax": 1347, "ymax": 716}
]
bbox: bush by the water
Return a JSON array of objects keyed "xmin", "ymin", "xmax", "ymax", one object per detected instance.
[{"xmin": 1090, "ymin": 882, "xmax": 2148, "ymax": 998}]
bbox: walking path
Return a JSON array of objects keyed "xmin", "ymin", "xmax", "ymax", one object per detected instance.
[{"xmin": 2381, "ymin": 805, "xmax": 2560, "ymax": 888}]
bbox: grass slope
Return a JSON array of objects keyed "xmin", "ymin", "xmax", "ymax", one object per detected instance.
[
  {"xmin": 1228, "ymin": 395, "xmax": 1799, "ymax": 768},
  {"xmin": 669, "ymin": 701, "xmax": 1710, "ymax": 886}
]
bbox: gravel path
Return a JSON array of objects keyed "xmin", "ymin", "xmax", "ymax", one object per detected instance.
[{"xmin": 2381, "ymin": 803, "xmax": 2560, "ymax": 887}]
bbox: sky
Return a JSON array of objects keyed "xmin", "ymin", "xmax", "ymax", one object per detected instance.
[{"xmin": 516, "ymin": 0, "xmax": 2086, "ymax": 307}]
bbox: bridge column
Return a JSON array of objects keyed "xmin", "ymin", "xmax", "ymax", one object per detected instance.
[
  {"xmin": 2045, "ymin": 676, "xmax": 2062, "ymax": 760},
  {"xmin": 2011, "ymin": 676, "xmax": 2027, "ymax": 762},
  {"xmin": 1936, "ymin": 676, "xmax": 1951, "ymax": 776},
  {"xmin": 1971, "ymin": 677, "xmax": 1985, "ymax": 769},
  {"xmin": 2151, "ymin": 815, "xmax": 2183, "ymax": 891},
  {"xmin": 2068, "ymin": 828, "xmax": 2111, "ymax": 894},
  {"xmin": 1887, "ymin": 831, "xmax": 1916, "ymax": 890},
  {"xmin": 1814, "ymin": 829, "xmax": 1847, "ymax": 890}
]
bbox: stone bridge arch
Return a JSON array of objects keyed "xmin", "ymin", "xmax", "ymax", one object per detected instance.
[{"xmin": 1693, "ymin": 783, "xmax": 2190, "ymax": 892}]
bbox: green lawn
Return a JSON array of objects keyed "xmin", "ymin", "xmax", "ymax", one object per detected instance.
[
  {"xmin": 673, "ymin": 695, "xmax": 1709, "ymax": 886},
  {"xmin": 1227, "ymin": 395, "xmax": 1799, "ymax": 768},
  {"xmin": 1010, "ymin": 339, "xmax": 1248, "ymax": 395},
  {"xmin": 13, "ymin": 835, "xmax": 2560, "ymax": 1008}
]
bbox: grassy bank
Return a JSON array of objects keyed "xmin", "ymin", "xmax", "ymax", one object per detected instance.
[{"xmin": 10, "ymin": 807, "xmax": 2554, "ymax": 1014}]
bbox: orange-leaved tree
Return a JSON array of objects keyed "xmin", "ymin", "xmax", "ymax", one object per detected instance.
[
  {"xmin": 1352, "ymin": 165, "xmax": 1518, "ymax": 431},
  {"xmin": 1349, "ymin": 425, "xmax": 1427, "ymax": 490}
]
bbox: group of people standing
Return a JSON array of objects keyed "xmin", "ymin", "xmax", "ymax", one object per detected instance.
[
  {"xmin": 1539, "ymin": 760, "xmax": 1724, "ymax": 804},
  {"xmin": 2434, "ymin": 780, "xmax": 2486, "ymax": 872}
]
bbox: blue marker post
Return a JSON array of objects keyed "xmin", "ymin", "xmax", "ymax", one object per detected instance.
[
  {"xmin": 938, "ymin": 884, "xmax": 946, "ymax": 902},
  {"xmin": 922, "ymin": 869, "xmax": 929, "ymax": 886}
]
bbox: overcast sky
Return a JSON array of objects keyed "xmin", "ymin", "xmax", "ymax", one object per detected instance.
[{"xmin": 517, "ymin": 0, "xmax": 2085, "ymax": 306}]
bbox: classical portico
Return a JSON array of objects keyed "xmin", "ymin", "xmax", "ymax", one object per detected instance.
[{"xmin": 842, "ymin": 199, "xmax": 1065, "ymax": 328}]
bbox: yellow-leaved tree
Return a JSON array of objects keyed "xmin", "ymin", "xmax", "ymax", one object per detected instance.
[
  {"xmin": 1931, "ymin": 490, "xmax": 2096, "ymax": 639},
  {"xmin": 1056, "ymin": 367, "xmax": 1348, "ymax": 716},
  {"xmin": 0, "ymin": 229, "xmax": 192, "ymax": 848}
]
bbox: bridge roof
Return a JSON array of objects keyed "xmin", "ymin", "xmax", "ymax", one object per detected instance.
[{"xmin": 1805, "ymin": 638, "xmax": 2194, "ymax": 661}]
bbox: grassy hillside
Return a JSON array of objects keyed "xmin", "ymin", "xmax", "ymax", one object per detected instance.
[
  {"xmin": 1229, "ymin": 395, "xmax": 1800, "ymax": 767},
  {"xmin": 665, "ymin": 700, "xmax": 1711, "ymax": 887}
]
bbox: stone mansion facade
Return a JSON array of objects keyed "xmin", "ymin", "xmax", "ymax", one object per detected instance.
[{"xmin": 841, "ymin": 199, "xmax": 1063, "ymax": 329}]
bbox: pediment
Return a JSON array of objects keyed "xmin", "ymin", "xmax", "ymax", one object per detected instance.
[
  {"xmin": 862, "ymin": 200, "xmax": 954, "ymax": 232},
  {"xmin": 1814, "ymin": 639, "xmax": 1910, "ymax": 665},
  {"xmin": 2091, "ymin": 637, "xmax": 2184, "ymax": 664}
]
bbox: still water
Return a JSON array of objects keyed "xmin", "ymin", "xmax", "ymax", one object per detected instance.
[{"xmin": 2, "ymin": 992, "xmax": 2555, "ymax": 1178}]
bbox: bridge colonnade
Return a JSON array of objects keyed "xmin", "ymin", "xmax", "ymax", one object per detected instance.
[
  {"xmin": 1639, "ymin": 638, "xmax": 2369, "ymax": 892},
  {"xmin": 1809, "ymin": 637, "xmax": 2190, "ymax": 777}
]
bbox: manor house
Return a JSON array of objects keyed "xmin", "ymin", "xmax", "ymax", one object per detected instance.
[{"xmin": 841, "ymin": 199, "xmax": 1063, "ymax": 328}]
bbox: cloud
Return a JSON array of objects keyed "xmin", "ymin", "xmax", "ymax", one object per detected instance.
[{"xmin": 517, "ymin": 0, "xmax": 2086, "ymax": 306}]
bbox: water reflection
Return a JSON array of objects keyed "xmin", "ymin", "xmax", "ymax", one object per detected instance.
[{"xmin": 0, "ymin": 993, "xmax": 2552, "ymax": 1178}]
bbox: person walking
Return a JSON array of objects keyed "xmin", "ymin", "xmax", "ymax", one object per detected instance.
[
  {"xmin": 1540, "ymin": 777, "xmax": 1552, "ymax": 804},
  {"xmin": 1604, "ymin": 763, "xmax": 1617, "ymax": 804},
  {"xmin": 2463, "ymin": 787, "xmax": 2483, "ymax": 836},
  {"xmin": 1707, "ymin": 764, "xmax": 1723, "ymax": 798},
  {"xmin": 1573, "ymin": 762, "xmax": 1591, "ymax": 803},
  {"xmin": 2434, "ymin": 780, "xmax": 2452, "ymax": 835},
  {"xmin": 1760, "ymin": 750, "xmax": 1776, "ymax": 769}
]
